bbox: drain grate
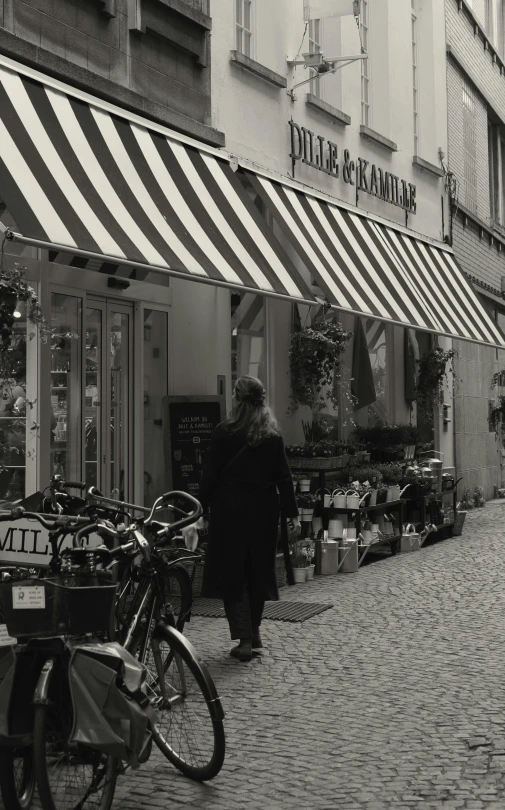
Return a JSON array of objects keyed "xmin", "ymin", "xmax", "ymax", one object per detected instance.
[{"xmin": 190, "ymin": 598, "xmax": 334, "ymax": 623}]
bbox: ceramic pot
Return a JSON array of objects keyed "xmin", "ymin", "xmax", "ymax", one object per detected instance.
[
  {"xmin": 292, "ymin": 567, "xmax": 307, "ymax": 584},
  {"xmin": 306, "ymin": 564, "xmax": 315, "ymax": 581}
]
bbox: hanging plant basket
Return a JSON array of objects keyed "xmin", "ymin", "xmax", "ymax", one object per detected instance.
[
  {"xmin": 288, "ymin": 319, "xmax": 352, "ymax": 415},
  {"xmin": 416, "ymin": 346, "xmax": 457, "ymax": 416}
]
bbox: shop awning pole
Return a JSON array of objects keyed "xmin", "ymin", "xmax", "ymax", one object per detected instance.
[{"xmin": 0, "ymin": 227, "xmax": 318, "ymax": 308}]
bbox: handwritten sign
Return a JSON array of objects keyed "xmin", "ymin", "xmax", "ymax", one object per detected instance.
[{"xmin": 162, "ymin": 396, "xmax": 225, "ymax": 498}]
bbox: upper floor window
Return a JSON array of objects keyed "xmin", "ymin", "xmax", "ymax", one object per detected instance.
[
  {"xmin": 236, "ymin": 0, "xmax": 252, "ymax": 57},
  {"xmin": 485, "ymin": 0, "xmax": 494, "ymax": 41},
  {"xmin": 412, "ymin": 0, "xmax": 419, "ymax": 155},
  {"xmin": 360, "ymin": 0, "xmax": 370, "ymax": 126},
  {"xmin": 308, "ymin": 19, "xmax": 322, "ymax": 98},
  {"xmin": 499, "ymin": 0, "xmax": 505, "ymax": 59},
  {"xmin": 462, "ymin": 79, "xmax": 478, "ymax": 214},
  {"xmin": 489, "ymin": 121, "xmax": 505, "ymax": 226}
]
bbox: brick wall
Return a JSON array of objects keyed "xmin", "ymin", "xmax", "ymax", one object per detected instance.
[
  {"xmin": 452, "ymin": 216, "xmax": 505, "ymax": 290},
  {"xmin": 446, "ymin": 0, "xmax": 505, "ymax": 121},
  {"xmin": 0, "ymin": 0, "xmax": 217, "ymax": 140},
  {"xmin": 446, "ymin": 0, "xmax": 505, "ymax": 500}
]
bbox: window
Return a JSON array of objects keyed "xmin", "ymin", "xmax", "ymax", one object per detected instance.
[
  {"xmin": 500, "ymin": 1, "xmax": 505, "ymax": 62},
  {"xmin": 236, "ymin": 0, "xmax": 252, "ymax": 58},
  {"xmin": 308, "ymin": 19, "xmax": 322, "ymax": 98},
  {"xmin": 231, "ymin": 292, "xmax": 265, "ymax": 388},
  {"xmin": 360, "ymin": 0, "xmax": 370, "ymax": 126},
  {"xmin": 488, "ymin": 121, "xmax": 505, "ymax": 225},
  {"xmin": 462, "ymin": 80, "xmax": 478, "ymax": 214},
  {"xmin": 485, "ymin": 0, "xmax": 494, "ymax": 41},
  {"xmin": 412, "ymin": 0, "xmax": 419, "ymax": 155}
]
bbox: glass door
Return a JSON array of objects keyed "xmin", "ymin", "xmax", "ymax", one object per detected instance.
[
  {"xmin": 84, "ymin": 304, "xmax": 104, "ymax": 491},
  {"xmin": 107, "ymin": 305, "xmax": 132, "ymax": 501},
  {"xmin": 84, "ymin": 299, "xmax": 133, "ymax": 500}
]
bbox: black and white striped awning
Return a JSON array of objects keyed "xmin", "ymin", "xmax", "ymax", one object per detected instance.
[
  {"xmin": 0, "ymin": 56, "xmax": 313, "ymax": 304},
  {"xmin": 247, "ymin": 170, "xmax": 505, "ymax": 348}
]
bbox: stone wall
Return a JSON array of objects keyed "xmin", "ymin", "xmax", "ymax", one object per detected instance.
[{"xmin": 0, "ymin": 0, "xmax": 222, "ymax": 144}]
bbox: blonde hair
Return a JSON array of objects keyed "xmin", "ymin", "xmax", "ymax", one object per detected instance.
[{"xmin": 225, "ymin": 376, "xmax": 279, "ymax": 446}]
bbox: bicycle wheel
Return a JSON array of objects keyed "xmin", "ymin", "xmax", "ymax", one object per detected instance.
[
  {"xmin": 145, "ymin": 624, "xmax": 225, "ymax": 781},
  {"xmin": 160, "ymin": 563, "xmax": 192, "ymax": 633},
  {"xmin": 0, "ymin": 746, "xmax": 36, "ymax": 810},
  {"xmin": 33, "ymin": 658, "xmax": 117, "ymax": 810}
]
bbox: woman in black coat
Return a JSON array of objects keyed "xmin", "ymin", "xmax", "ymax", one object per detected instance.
[{"xmin": 198, "ymin": 375, "xmax": 300, "ymax": 662}]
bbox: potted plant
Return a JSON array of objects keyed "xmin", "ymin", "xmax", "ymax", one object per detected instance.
[
  {"xmin": 297, "ymin": 492, "xmax": 316, "ymax": 523},
  {"xmin": 305, "ymin": 541, "xmax": 316, "ymax": 580},
  {"xmin": 288, "ymin": 315, "xmax": 352, "ymax": 415},
  {"xmin": 290, "ymin": 538, "xmax": 308, "ymax": 583}
]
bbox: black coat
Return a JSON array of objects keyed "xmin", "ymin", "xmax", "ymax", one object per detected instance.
[{"xmin": 198, "ymin": 423, "xmax": 298, "ymax": 602}]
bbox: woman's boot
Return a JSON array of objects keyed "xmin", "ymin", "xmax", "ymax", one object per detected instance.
[{"xmin": 230, "ymin": 639, "xmax": 253, "ymax": 661}]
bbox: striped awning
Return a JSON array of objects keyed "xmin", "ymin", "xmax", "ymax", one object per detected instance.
[
  {"xmin": 247, "ymin": 170, "xmax": 505, "ymax": 348},
  {"xmin": 0, "ymin": 56, "xmax": 314, "ymax": 304}
]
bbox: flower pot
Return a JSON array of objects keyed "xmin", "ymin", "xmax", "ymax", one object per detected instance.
[
  {"xmin": 301, "ymin": 508, "xmax": 314, "ymax": 521},
  {"xmin": 292, "ymin": 567, "xmax": 307, "ymax": 584},
  {"xmin": 299, "ymin": 478, "xmax": 311, "ymax": 492},
  {"xmin": 306, "ymin": 564, "xmax": 315, "ymax": 581}
]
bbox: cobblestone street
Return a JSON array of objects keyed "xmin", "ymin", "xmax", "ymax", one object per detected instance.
[{"xmin": 110, "ymin": 501, "xmax": 505, "ymax": 810}]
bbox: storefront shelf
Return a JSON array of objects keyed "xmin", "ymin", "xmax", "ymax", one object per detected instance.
[{"xmin": 330, "ymin": 499, "xmax": 404, "ymax": 514}]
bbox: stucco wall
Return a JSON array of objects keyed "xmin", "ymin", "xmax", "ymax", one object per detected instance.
[{"xmin": 212, "ymin": 0, "xmax": 448, "ymax": 240}]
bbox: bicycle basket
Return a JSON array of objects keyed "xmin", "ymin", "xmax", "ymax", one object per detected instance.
[{"xmin": 0, "ymin": 579, "xmax": 117, "ymax": 638}]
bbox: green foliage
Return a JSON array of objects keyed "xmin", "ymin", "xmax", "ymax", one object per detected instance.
[
  {"xmin": 347, "ymin": 465, "xmax": 383, "ymax": 485},
  {"xmin": 352, "ymin": 422, "xmax": 420, "ymax": 448},
  {"xmin": 416, "ymin": 347, "xmax": 456, "ymax": 414},
  {"xmin": 288, "ymin": 320, "xmax": 352, "ymax": 415},
  {"xmin": 285, "ymin": 440, "xmax": 353, "ymax": 458},
  {"xmin": 488, "ymin": 395, "xmax": 505, "ymax": 437},
  {"xmin": 374, "ymin": 462, "xmax": 403, "ymax": 484}
]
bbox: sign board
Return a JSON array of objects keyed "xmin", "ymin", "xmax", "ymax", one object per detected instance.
[
  {"xmin": 288, "ymin": 120, "xmax": 417, "ymax": 214},
  {"xmin": 0, "ymin": 519, "xmax": 102, "ymax": 567},
  {"xmin": 162, "ymin": 396, "xmax": 225, "ymax": 498}
]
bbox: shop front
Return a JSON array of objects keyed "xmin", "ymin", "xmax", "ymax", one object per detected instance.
[{"xmin": 1, "ymin": 53, "xmax": 504, "ymax": 570}]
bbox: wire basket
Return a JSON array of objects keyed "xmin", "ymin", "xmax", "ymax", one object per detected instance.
[
  {"xmin": 288, "ymin": 455, "xmax": 350, "ymax": 470},
  {"xmin": 452, "ymin": 511, "xmax": 467, "ymax": 537},
  {"xmin": 0, "ymin": 579, "xmax": 117, "ymax": 638}
]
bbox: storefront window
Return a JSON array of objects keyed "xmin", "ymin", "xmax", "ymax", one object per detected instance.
[
  {"xmin": 366, "ymin": 319, "xmax": 389, "ymax": 423},
  {"xmin": 0, "ymin": 303, "xmax": 28, "ymax": 501},
  {"xmin": 143, "ymin": 310, "xmax": 168, "ymax": 508},
  {"xmin": 50, "ymin": 293, "xmax": 82, "ymax": 482},
  {"xmin": 85, "ymin": 308, "xmax": 102, "ymax": 490},
  {"xmin": 231, "ymin": 292, "xmax": 265, "ymax": 387}
]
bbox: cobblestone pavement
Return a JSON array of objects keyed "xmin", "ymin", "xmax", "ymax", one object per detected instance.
[
  {"xmin": 111, "ymin": 502, "xmax": 505, "ymax": 810},
  {"xmin": 7, "ymin": 502, "xmax": 505, "ymax": 810}
]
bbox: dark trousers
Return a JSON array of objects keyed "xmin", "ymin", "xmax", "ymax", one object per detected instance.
[{"xmin": 223, "ymin": 579, "xmax": 265, "ymax": 640}]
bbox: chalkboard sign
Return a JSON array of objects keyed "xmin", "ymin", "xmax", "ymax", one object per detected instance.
[{"xmin": 162, "ymin": 396, "xmax": 225, "ymax": 497}]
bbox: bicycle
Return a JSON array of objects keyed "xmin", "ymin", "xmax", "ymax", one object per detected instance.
[
  {"xmin": 76, "ymin": 490, "xmax": 225, "ymax": 782},
  {"xmin": 0, "ymin": 493, "xmax": 225, "ymax": 810}
]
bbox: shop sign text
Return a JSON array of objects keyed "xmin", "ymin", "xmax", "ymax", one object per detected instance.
[
  {"xmin": 0, "ymin": 519, "xmax": 101, "ymax": 567},
  {"xmin": 289, "ymin": 120, "xmax": 417, "ymax": 215}
]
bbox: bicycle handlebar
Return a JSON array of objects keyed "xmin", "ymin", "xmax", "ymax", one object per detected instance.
[{"xmin": 0, "ymin": 509, "xmax": 91, "ymax": 532}]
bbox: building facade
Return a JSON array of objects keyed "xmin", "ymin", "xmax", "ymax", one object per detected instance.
[
  {"xmin": 0, "ymin": 0, "xmax": 502, "ymax": 551},
  {"xmin": 446, "ymin": 0, "xmax": 505, "ymax": 498},
  {"xmin": 211, "ymin": 0, "xmax": 455, "ymax": 456}
]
